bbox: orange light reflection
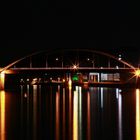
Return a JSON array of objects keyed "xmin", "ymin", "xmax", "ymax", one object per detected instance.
[
  {"xmin": 56, "ymin": 91, "xmax": 60, "ymax": 140},
  {"xmin": 0, "ymin": 90, "xmax": 5, "ymax": 140},
  {"xmin": 62, "ymin": 88, "xmax": 65, "ymax": 140},
  {"xmin": 68, "ymin": 79, "xmax": 72, "ymax": 89},
  {"xmin": 136, "ymin": 89, "xmax": 140, "ymax": 140},
  {"xmin": 73, "ymin": 90, "xmax": 78, "ymax": 140},
  {"xmin": 69, "ymin": 84, "xmax": 72, "ymax": 140},
  {"xmin": 87, "ymin": 91, "xmax": 91, "ymax": 140}
]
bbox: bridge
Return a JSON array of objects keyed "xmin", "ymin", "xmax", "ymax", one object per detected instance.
[{"xmin": 0, "ymin": 49, "xmax": 140, "ymax": 89}]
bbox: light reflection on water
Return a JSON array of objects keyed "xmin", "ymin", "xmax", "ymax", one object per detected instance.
[
  {"xmin": 0, "ymin": 85, "xmax": 140, "ymax": 140},
  {"xmin": 56, "ymin": 86, "xmax": 60, "ymax": 140},
  {"xmin": 0, "ymin": 91, "xmax": 5, "ymax": 140},
  {"xmin": 62, "ymin": 87, "xmax": 66, "ymax": 140},
  {"xmin": 87, "ymin": 91, "xmax": 91, "ymax": 140},
  {"xmin": 73, "ymin": 87, "xmax": 78, "ymax": 140},
  {"xmin": 33, "ymin": 85, "xmax": 37, "ymax": 140},
  {"xmin": 69, "ymin": 84, "xmax": 72, "ymax": 140},
  {"xmin": 118, "ymin": 90, "xmax": 122, "ymax": 140},
  {"xmin": 136, "ymin": 89, "xmax": 140, "ymax": 140}
]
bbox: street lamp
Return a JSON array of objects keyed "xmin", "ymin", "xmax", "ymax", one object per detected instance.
[
  {"xmin": 135, "ymin": 69, "xmax": 140, "ymax": 77},
  {"xmin": 118, "ymin": 54, "xmax": 122, "ymax": 60},
  {"xmin": 87, "ymin": 58, "xmax": 94, "ymax": 68},
  {"xmin": 73, "ymin": 65, "xmax": 77, "ymax": 69},
  {"xmin": 55, "ymin": 57, "xmax": 63, "ymax": 68}
]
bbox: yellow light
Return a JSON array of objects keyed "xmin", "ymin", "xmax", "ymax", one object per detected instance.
[
  {"xmin": 0, "ymin": 72, "xmax": 5, "ymax": 90},
  {"xmin": 68, "ymin": 79, "xmax": 72, "ymax": 88},
  {"xmin": 0, "ymin": 90, "xmax": 5, "ymax": 140},
  {"xmin": 56, "ymin": 91, "xmax": 60, "ymax": 140},
  {"xmin": 62, "ymin": 79, "xmax": 65, "ymax": 82},
  {"xmin": 73, "ymin": 90, "xmax": 78, "ymax": 140},
  {"xmin": 135, "ymin": 69, "xmax": 140, "ymax": 77},
  {"xmin": 136, "ymin": 89, "xmax": 140, "ymax": 140}
]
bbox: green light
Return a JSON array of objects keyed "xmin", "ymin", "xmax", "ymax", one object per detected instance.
[{"xmin": 72, "ymin": 75, "xmax": 79, "ymax": 81}]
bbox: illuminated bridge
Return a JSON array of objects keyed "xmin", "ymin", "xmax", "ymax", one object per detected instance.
[{"xmin": 0, "ymin": 49, "xmax": 140, "ymax": 89}]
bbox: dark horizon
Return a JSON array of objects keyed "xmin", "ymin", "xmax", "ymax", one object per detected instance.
[{"xmin": 1, "ymin": 1, "xmax": 140, "ymax": 67}]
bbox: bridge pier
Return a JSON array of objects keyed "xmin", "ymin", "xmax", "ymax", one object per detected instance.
[{"xmin": 0, "ymin": 72, "xmax": 5, "ymax": 90}]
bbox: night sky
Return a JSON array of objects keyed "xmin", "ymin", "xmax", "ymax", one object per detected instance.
[{"xmin": 1, "ymin": 0, "xmax": 140, "ymax": 67}]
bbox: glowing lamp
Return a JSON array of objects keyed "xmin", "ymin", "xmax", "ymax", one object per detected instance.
[
  {"xmin": 73, "ymin": 65, "xmax": 77, "ymax": 69},
  {"xmin": 72, "ymin": 64, "xmax": 79, "ymax": 70},
  {"xmin": 135, "ymin": 69, "xmax": 140, "ymax": 77},
  {"xmin": 62, "ymin": 79, "xmax": 65, "ymax": 82}
]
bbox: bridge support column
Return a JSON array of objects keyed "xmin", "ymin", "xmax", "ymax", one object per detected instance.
[
  {"xmin": 46, "ymin": 57, "xmax": 48, "ymax": 67},
  {"xmin": 0, "ymin": 72, "xmax": 5, "ymax": 90},
  {"xmin": 30, "ymin": 57, "xmax": 32, "ymax": 68}
]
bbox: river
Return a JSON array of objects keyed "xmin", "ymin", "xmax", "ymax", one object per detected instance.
[{"xmin": 0, "ymin": 84, "xmax": 140, "ymax": 140}]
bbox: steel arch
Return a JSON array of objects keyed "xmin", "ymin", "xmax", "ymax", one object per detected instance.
[{"xmin": 0, "ymin": 48, "xmax": 135, "ymax": 73}]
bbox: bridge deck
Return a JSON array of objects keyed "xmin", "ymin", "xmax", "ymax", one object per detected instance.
[
  {"xmin": 8, "ymin": 67, "xmax": 136, "ymax": 73},
  {"xmin": 10, "ymin": 67, "xmax": 135, "ymax": 70}
]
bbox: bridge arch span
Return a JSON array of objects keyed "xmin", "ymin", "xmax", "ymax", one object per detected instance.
[{"xmin": 0, "ymin": 49, "xmax": 136, "ymax": 73}]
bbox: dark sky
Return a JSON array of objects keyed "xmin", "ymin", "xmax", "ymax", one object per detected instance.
[{"xmin": 1, "ymin": 0, "xmax": 140, "ymax": 66}]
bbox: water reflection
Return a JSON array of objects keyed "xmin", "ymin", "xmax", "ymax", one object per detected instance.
[
  {"xmin": 87, "ymin": 91, "xmax": 91, "ymax": 140},
  {"xmin": 78, "ymin": 87, "xmax": 82, "ymax": 140},
  {"xmin": 56, "ymin": 86, "xmax": 60, "ymax": 140},
  {"xmin": 20, "ymin": 85, "xmax": 23, "ymax": 140},
  {"xmin": 117, "ymin": 89, "xmax": 122, "ymax": 140},
  {"xmin": 0, "ymin": 85, "xmax": 139, "ymax": 140},
  {"xmin": 69, "ymin": 84, "xmax": 72, "ymax": 140},
  {"xmin": 73, "ymin": 87, "xmax": 78, "ymax": 140},
  {"xmin": 100, "ymin": 87, "xmax": 103, "ymax": 109},
  {"xmin": 33, "ymin": 85, "xmax": 37, "ymax": 140},
  {"xmin": 136, "ymin": 89, "xmax": 140, "ymax": 140},
  {"xmin": 63, "ymin": 88, "xmax": 66, "ymax": 140},
  {"xmin": 0, "ymin": 91, "xmax": 5, "ymax": 140},
  {"xmin": 27, "ymin": 85, "xmax": 30, "ymax": 139},
  {"xmin": 73, "ymin": 86, "xmax": 83, "ymax": 140}
]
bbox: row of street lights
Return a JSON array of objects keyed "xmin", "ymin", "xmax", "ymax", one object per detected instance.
[
  {"xmin": 44, "ymin": 53, "xmax": 123, "ymax": 68},
  {"xmin": 54, "ymin": 55, "xmax": 123, "ymax": 68},
  {"xmin": 54, "ymin": 57, "xmax": 95, "ymax": 68}
]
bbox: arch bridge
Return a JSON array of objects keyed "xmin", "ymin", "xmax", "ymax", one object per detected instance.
[{"xmin": 0, "ymin": 49, "xmax": 139, "ymax": 89}]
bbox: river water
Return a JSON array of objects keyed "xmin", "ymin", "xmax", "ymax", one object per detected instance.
[{"xmin": 0, "ymin": 85, "xmax": 140, "ymax": 140}]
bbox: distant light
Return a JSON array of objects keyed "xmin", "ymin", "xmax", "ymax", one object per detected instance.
[
  {"xmin": 87, "ymin": 58, "xmax": 90, "ymax": 61},
  {"xmin": 118, "ymin": 54, "xmax": 122, "ymax": 60},
  {"xmin": 1, "ymin": 71, "xmax": 5, "ymax": 74},
  {"xmin": 73, "ymin": 64, "xmax": 78, "ymax": 70},
  {"xmin": 56, "ymin": 58, "xmax": 59, "ymax": 61},
  {"xmin": 24, "ymin": 93, "xmax": 27, "ymax": 98},
  {"xmin": 58, "ymin": 77, "xmax": 60, "ymax": 81},
  {"xmin": 0, "ymin": 72, "xmax": 5, "ymax": 89},
  {"xmin": 119, "ymin": 89, "xmax": 122, "ymax": 93},
  {"xmin": 73, "ymin": 65, "xmax": 77, "ymax": 69},
  {"xmin": 68, "ymin": 79, "xmax": 72, "ymax": 87},
  {"xmin": 62, "ymin": 79, "xmax": 65, "ymax": 82},
  {"xmin": 135, "ymin": 69, "xmax": 140, "ymax": 77},
  {"xmin": 116, "ymin": 66, "xmax": 119, "ymax": 69},
  {"xmin": 72, "ymin": 75, "xmax": 79, "ymax": 81}
]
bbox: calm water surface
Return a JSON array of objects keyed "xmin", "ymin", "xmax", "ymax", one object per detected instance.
[{"xmin": 0, "ymin": 85, "xmax": 140, "ymax": 140}]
